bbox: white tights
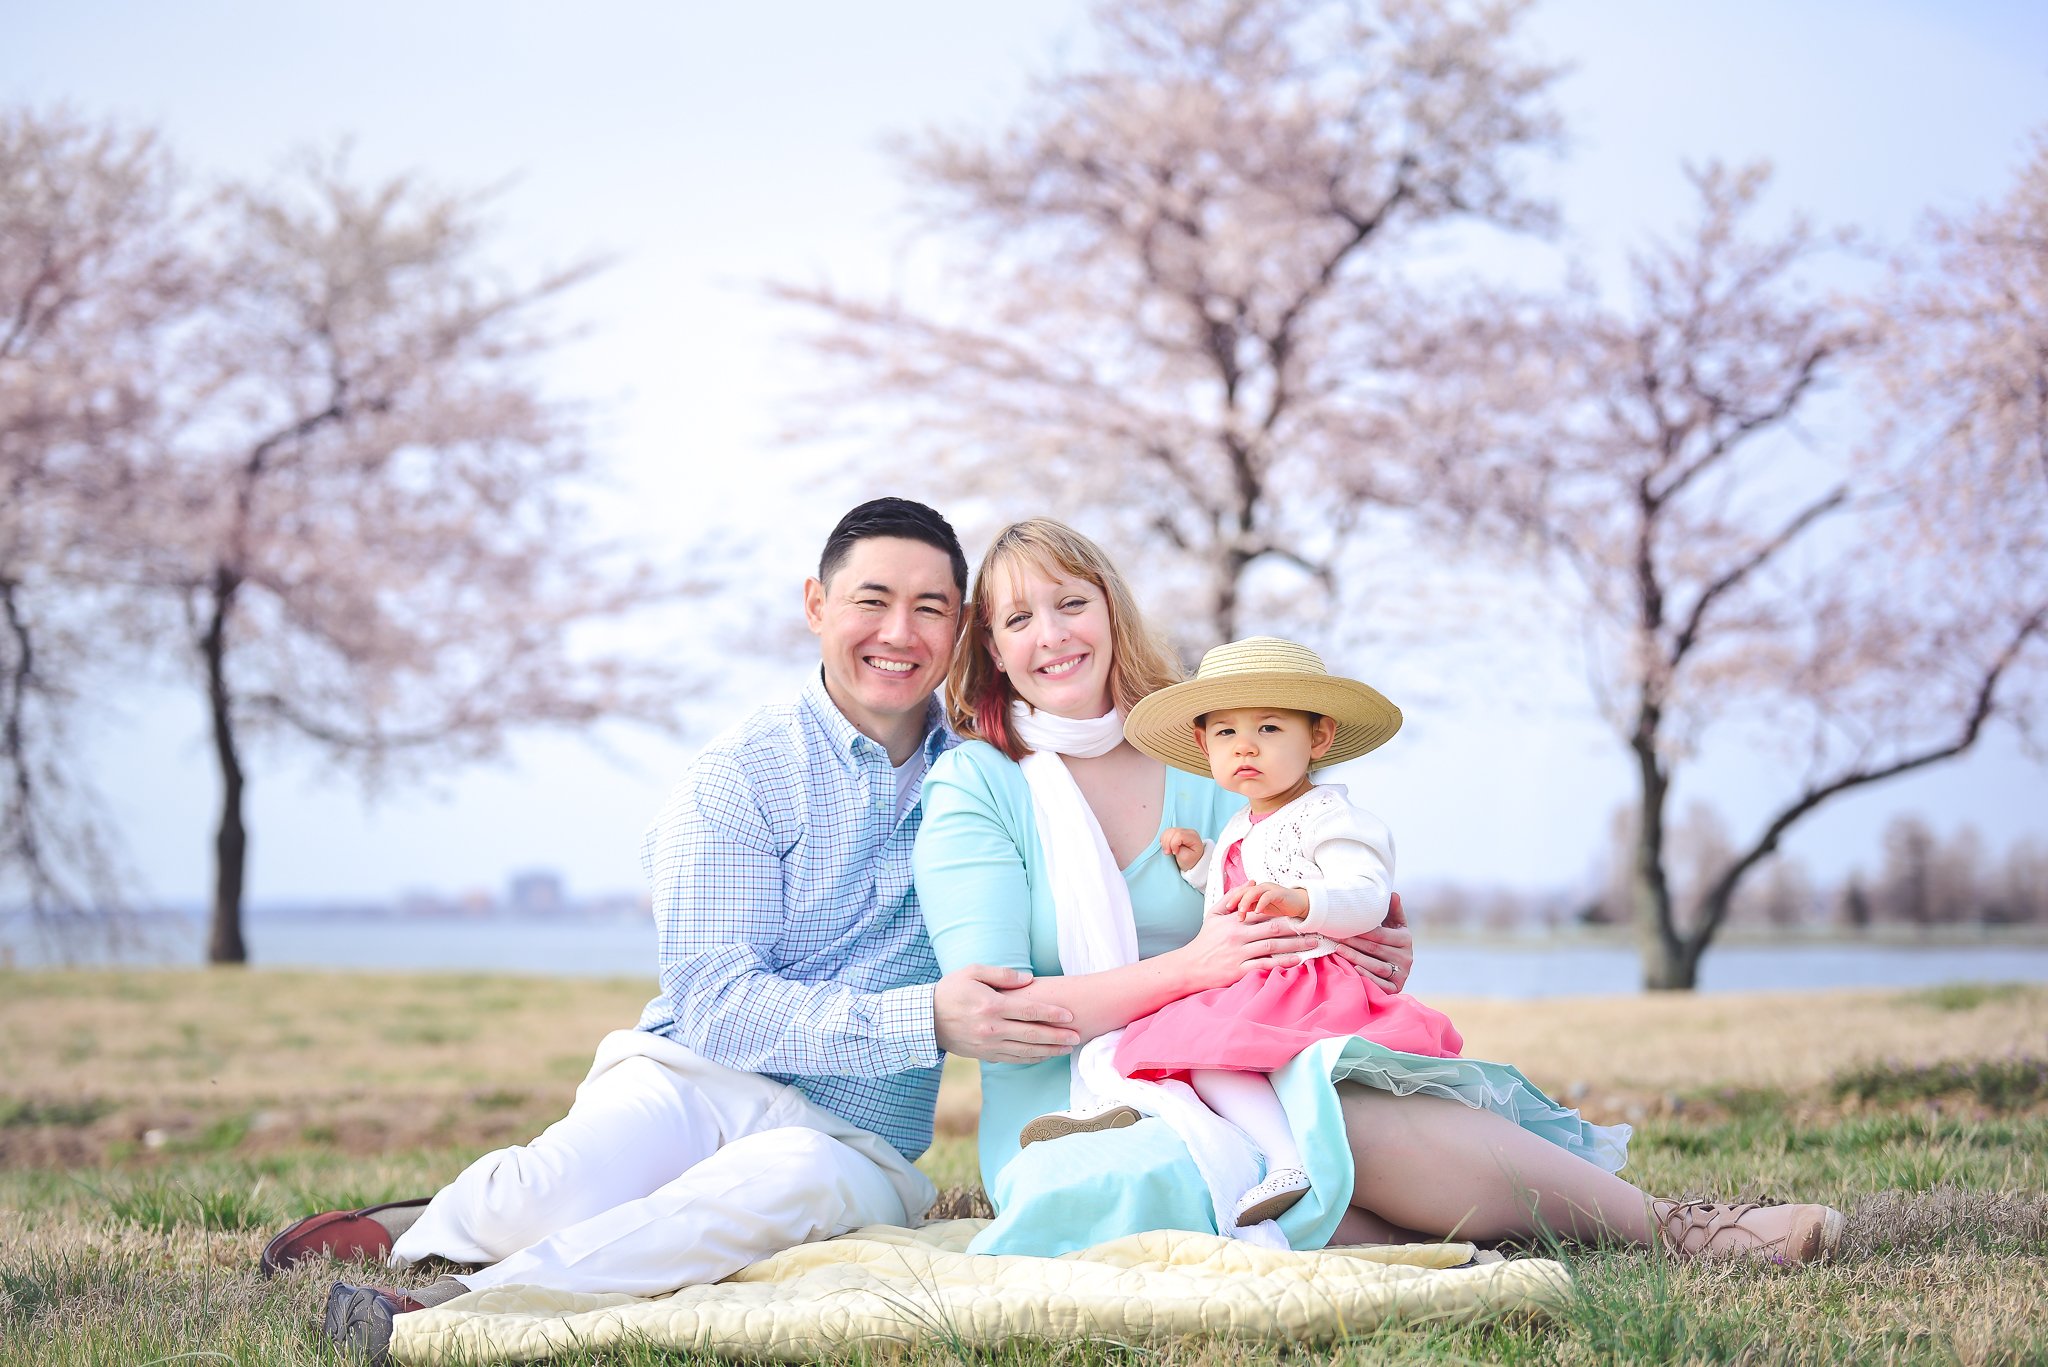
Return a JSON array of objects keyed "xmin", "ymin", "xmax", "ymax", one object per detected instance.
[{"xmin": 1189, "ymin": 1068, "xmax": 1302, "ymax": 1173}]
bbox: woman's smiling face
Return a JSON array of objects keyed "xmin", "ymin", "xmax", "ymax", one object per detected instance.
[{"xmin": 988, "ymin": 558, "xmax": 1115, "ymax": 720}]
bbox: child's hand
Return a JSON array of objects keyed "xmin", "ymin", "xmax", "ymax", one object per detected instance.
[
  {"xmin": 1222, "ymin": 882, "xmax": 1311, "ymax": 923},
  {"xmin": 1160, "ymin": 827, "xmax": 1205, "ymax": 872}
]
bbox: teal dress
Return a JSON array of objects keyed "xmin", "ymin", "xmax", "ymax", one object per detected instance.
[{"xmin": 913, "ymin": 741, "xmax": 1630, "ymax": 1256}]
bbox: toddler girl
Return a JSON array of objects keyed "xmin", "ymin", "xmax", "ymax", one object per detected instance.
[{"xmin": 1020, "ymin": 636, "xmax": 1464, "ymax": 1228}]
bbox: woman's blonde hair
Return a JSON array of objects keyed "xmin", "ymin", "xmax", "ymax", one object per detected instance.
[{"xmin": 947, "ymin": 518, "xmax": 1184, "ymax": 760}]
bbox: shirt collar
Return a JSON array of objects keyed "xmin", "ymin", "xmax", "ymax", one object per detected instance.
[{"xmin": 800, "ymin": 667, "xmax": 952, "ymax": 770}]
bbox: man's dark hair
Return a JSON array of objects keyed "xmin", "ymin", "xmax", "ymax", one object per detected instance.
[{"xmin": 818, "ymin": 497, "xmax": 968, "ymax": 595}]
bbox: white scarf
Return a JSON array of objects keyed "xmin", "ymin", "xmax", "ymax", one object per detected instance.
[{"xmin": 1010, "ymin": 702, "xmax": 1285, "ymax": 1248}]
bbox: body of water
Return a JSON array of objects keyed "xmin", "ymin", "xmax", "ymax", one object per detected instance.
[{"xmin": 7, "ymin": 914, "xmax": 2048, "ymax": 998}]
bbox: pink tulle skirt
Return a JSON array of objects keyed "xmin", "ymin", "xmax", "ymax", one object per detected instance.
[{"xmin": 1114, "ymin": 953, "xmax": 1464, "ymax": 1081}]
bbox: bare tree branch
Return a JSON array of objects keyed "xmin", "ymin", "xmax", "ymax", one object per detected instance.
[
  {"xmin": 1689, "ymin": 604, "xmax": 2047, "ymax": 957},
  {"xmin": 1667, "ymin": 485, "xmax": 1847, "ymax": 669}
]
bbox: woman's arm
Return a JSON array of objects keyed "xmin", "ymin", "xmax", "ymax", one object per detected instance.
[
  {"xmin": 994, "ymin": 910, "xmax": 1321, "ymax": 1041},
  {"xmin": 917, "ymin": 750, "xmax": 1320, "ymax": 1045}
]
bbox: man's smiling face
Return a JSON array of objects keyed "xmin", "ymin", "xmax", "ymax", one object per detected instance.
[{"xmin": 804, "ymin": 535, "xmax": 961, "ymax": 748}]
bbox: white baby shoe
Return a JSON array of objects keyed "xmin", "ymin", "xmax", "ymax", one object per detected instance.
[
  {"xmin": 1235, "ymin": 1167, "xmax": 1311, "ymax": 1225},
  {"xmin": 1018, "ymin": 1101, "xmax": 1142, "ymax": 1148}
]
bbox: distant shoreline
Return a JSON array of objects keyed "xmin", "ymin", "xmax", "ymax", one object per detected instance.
[
  {"xmin": 6, "ymin": 906, "xmax": 2044, "ymax": 946},
  {"xmin": 8, "ymin": 914, "xmax": 2048, "ymax": 998},
  {"xmin": 1425, "ymin": 923, "xmax": 2048, "ymax": 949}
]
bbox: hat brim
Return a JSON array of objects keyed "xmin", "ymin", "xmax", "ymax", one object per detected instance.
[{"xmin": 1124, "ymin": 671, "xmax": 1403, "ymax": 777}]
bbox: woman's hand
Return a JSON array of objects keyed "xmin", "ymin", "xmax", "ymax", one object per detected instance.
[
  {"xmin": 1321, "ymin": 892, "xmax": 1414, "ymax": 993},
  {"xmin": 1173, "ymin": 907, "xmax": 1321, "ymax": 992}
]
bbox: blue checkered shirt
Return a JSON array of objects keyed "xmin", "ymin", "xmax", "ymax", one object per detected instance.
[{"xmin": 636, "ymin": 669, "xmax": 953, "ymax": 1159}]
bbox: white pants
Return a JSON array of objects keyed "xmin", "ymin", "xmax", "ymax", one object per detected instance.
[{"xmin": 390, "ymin": 1030, "xmax": 937, "ymax": 1297}]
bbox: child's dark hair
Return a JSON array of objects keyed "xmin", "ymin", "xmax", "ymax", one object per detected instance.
[{"xmin": 818, "ymin": 497, "xmax": 968, "ymax": 595}]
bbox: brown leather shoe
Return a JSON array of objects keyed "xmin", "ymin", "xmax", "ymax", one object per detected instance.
[
  {"xmin": 1652, "ymin": 1198, "xmax": 1845, "ymax": 1265},
  {"xmin": 324, "ymin": 1282, "xmax": 425, "ymax": 1365},
  {"xmin": 260, "ymin": 1197, "xmax": 430, "ymax": 1278}
]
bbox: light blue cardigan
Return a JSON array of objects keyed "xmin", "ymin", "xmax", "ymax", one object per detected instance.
[{"xmin": 913, "ymin": 740, "xmax": 1629, "ymax": 1256}]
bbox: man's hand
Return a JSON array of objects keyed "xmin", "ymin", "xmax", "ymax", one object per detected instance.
[
  {"xmin": 933, "ymin": 964, "xmax": 1081, "ymax": 1063},
  {"xmin": 1220, "ymin": 881, "xmax": 1310, "ymax": 922},
  {"xmin": 1159, "ymin": 827, "xmax": 1205, "ymax": 872},
  {"xmin": 1321, "ymin": 891, "xmax": 1414, "ymax": 992}
]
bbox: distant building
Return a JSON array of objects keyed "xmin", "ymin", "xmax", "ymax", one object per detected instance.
[
  {"xmin": 508, "ymin": 870, "xmax": 566, "ymax": 916},
  {"xmin": 397, "ymin": 888, "xmax": 451, "ymax": 920}
]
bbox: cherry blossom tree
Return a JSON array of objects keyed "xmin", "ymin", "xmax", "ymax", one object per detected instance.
[
  {"xmin": 779, "ymin": 0, "xmax": 1560, "ymax": 644},
  {"xmin": 149, "ymin": 157, "xmax": 684, "ymax": 963},
  {"xmin": 1456, "ymin": 163, "xmax": 2046, "ymax": 989},
  {"xmin": 3, "ymin": 109, "xmax": 689, "ymax": 964},
  {"xmin": 1868, "ymin": 130, "xmax": 2048, "ymax": 707},
  {"xmin": 1882, "ymin": 132, "xmax": 2048, "ymax": 502},
  {"xmin": 0, "ymin": 110, "xmax": 194, "ymax": 941}
]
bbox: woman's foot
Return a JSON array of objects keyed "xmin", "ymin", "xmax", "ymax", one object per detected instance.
[
  {"xmin": 1651, "ymin": 1199, "xmax": 1845, "ymax": 1265},
  {"xmin": 1019, "ymin": 1101, "xmax": 1142, "ymax": 1147},
  {"xmin": 1235, "ymin": 1166, "xmax": 1311, "ymax": 1225}
]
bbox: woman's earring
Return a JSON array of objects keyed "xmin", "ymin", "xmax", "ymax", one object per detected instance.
[{"xmin": 995, "ymin": 661, "xmax": 1007, "ymax": 672}]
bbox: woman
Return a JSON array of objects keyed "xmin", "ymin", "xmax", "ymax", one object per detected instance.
[{"xmin": 913, "ymin": 518, "xmax": 1843, "ymax": 1262}]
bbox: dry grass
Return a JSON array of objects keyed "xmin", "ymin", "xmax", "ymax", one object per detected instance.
[
  {"xmin": 3, "ymin": 970, "xmax": 2046, "ymax": 1365},
  {"xmin": 0, "ymin": 968, "xmax": 649, "ymax": 1164},
  {"xmin": 1442, "ymin": 985, "xmax": 2048, "ymax": 1104},
  {"xmin": 934, "ymin": 982, "xmax": 2048, "ymax": 1134}
]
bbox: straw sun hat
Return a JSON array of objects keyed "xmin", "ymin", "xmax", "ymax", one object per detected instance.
[{"xmin": 1124, "ymin": 637, "xmax": 1402, "ymax": 777}]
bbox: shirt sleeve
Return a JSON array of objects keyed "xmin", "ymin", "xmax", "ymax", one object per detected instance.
[
  {"xmin": 1182, "ymin": 839, "xmax": 1215, "ymax": 893},
  {"xmin": 914, "ymin": 749, "xmax": 1036, "ymax": 978},
  {"xmin": 641, "ymin": 750, "xmax": 940, "ymax": 1078},
  {"xmin": 1297, "ymin": 798, "xmax": 1396, "ymax": 936}
]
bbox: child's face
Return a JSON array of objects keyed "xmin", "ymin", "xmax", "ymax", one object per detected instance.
[{"xmin": 1195, "ymin": 707, "xmax": 1337, "ymax": 810}]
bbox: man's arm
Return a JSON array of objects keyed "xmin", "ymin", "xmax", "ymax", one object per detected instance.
[
  {"xmin": 933, "ymin": 963, "xmax": 1078, "ymax": 1063},
  {"xmin": 641, "ymin": 751, "xmax": 943, "ymax": 1079}
]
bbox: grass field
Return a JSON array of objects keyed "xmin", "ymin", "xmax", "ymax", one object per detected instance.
[{"xmin": 2, "ymin": 969, "xmax": 2045, "ymax": 1364}]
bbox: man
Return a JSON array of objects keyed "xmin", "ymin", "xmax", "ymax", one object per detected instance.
[{"xmin": 281, "ymin": 498, "xmax": 1084, "ymax": 1362}]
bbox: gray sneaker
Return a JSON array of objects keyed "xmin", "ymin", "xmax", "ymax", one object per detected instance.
[{"xmin": 324, "ymin": 1282, "xmax": 422, "ymax": 1365}]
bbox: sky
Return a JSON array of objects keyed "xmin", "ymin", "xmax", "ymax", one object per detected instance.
[{"xmin": 4, "ymin": 0, "xmax": 2046, "ymax": 911}]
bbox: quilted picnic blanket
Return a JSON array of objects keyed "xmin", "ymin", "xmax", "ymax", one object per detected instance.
[{"xmin": 388, "ymin": 1219, "xmax": 1571, "ymax": 1364}]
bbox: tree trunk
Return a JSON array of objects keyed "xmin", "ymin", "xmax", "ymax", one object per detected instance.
[
  {"xmin": 1651, "ymin": 888, "xmax": 1732, "ymax": 991},
  {"xmin": 202, "ymin": 578, "xmax": 247, "ymax": 965},
  {"xmin": 1641, "ymin": 933, "xmax": 1702, "ymax": 990},
  {"xmin": 1210, "ymin": 556, "xmax": 1240, "ymax": 644},
  {"xmin": 1631, "ymin": 707, "xmax": 1692, "ymax": 990}
]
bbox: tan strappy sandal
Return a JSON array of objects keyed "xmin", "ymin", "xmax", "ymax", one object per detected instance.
[{"xmin": 1651, "ymin": 1198, "xmax": 1845, "ymax": 1265}]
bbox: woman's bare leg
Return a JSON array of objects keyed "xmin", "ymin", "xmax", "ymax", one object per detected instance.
[
  {"xmin": 1339, "ymin": 1086, "xmax": 1655, "ymax": 1245},
  {"xmin": 1339, "ymin": 1085, "xmax": 1845, "ymax": 1259},
  {"xmin": 1328, "ymin": 1205, "xmax": 1435, "ymax": 1246}
]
